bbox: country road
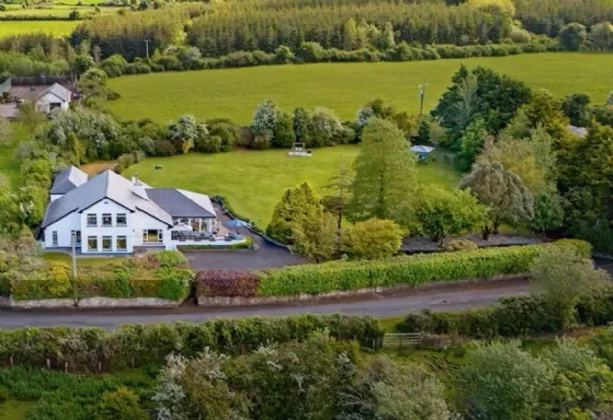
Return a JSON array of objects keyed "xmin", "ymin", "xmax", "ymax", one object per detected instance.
[{"xmin": 0, "ymin": 278, "xmax": 529, "ymax": 329}]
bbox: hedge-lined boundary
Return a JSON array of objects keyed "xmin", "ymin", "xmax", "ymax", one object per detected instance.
[
  {"xmin": 5, "ymin": 251, "xmax": 194, "ymax": 303},
  {"xmin": 0, "ymin": 314, "xmax": 384, "ymax": 371},
  {"xmin": 255, "ymin": 239, "xmax": 590, "ymax": 296},
  {"xmin": 397, "ymin": 286, "xmax": 613, "ymax": 338}
]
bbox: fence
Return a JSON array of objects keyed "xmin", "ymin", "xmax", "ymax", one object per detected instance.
[{"xmin": 383, "ymin": 333, "xmax": 422, "ymax": 350}]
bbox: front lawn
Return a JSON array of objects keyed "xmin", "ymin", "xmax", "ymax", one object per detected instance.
[{"xmin": 123, "ymin": 146, "xmax": 461, "ymax": 227}]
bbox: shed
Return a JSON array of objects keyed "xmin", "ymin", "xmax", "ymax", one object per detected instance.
[{"xmin": 410, "ymin": 145, "xmax": 435, "ymax": 162}]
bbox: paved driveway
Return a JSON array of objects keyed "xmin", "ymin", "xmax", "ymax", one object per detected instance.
[{"xmin": 185, "ymin": 204, "xmax": 305, "ymax": 270}]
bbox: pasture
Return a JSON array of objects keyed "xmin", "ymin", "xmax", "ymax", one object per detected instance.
[
  {"xmin": 122, "ymin": 146, "xmax": 460, "ymax": 227},
  {"xmin": 0, "ymin": 5, "xmax": 120, "ymax": 17},
  {"xmin": 0, "ymin": 20, "xmax": 79, "ymax": 38},
  {"xmin": 107, "ymin": 53, "xmax": 613, "ymax": 124}
]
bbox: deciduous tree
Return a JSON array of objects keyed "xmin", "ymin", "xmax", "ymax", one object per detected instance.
[
  {"xmin": 559, "ymin": 22, "xmax": 588, "ymax": 51},
  {"xmin": 459, "ymin": 161, "xmax": 534, "ymax": 239},
  {"xmin": 590, "ymin": 21, "xmax": 613, "ymax": 51},
  {"xmin": 348, "ymin": 118, "xmax": 416, "ymax": 227}
]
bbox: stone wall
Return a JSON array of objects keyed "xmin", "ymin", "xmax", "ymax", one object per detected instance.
[{"xmin": 2, "ymin": 296, "xmax": 184, "ymax": 309}]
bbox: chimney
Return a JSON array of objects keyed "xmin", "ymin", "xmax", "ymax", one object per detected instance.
[{"xmin": 132, "ymin": 174, "xmax": 148, "ymax": 199}]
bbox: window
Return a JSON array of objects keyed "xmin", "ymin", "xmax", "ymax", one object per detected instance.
[
  {"xmin": 143, "ymin": 229, "xmax": 161, "ymax": 243},
  {"xmin": 102, "ymin": 213, "xmax": 113, "ymax": 227},
  {"xmin": 116, "ymin": 213, "xmax": 127, "ymax": 227},
  {"xmin": 87, "ymin": 236, "xmax": 98, "ymax": 252},
  {"xmin": 87, "ymin": 214, "xmax": 97, "ymax": 227},
  {"xmin": 71, "ymin": 230, "xmax": 81, "ymax": 245},
  {"xmin": 102, "ymin": 236, "xmax": 112, "ymax": 251},
  {"xmin": 51, "ymin": 231, "xmax": 58, "ymax": 246},
  {"xmin": 116, "ymin": 236, "xmax": 127, "ymax": 251}
]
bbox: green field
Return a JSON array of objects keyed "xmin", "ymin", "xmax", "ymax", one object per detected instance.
[
  {"xmin": 123, "ymin": 146, "xmax": 460, "ymax": 227},
  {"xmin": 0, "ymin": 5, "xmax": 120, "ymax": 17},
  {"xmin": 0, "ymin": 20, "xmax": 80, "ymax": 38},
  {"xmin": 108, "ymin": 53, "xmax": 613, "ymax": 124}
]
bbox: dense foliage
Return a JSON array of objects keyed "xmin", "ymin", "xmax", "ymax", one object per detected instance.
[
  {"xmin": 0, "ymin": 314, "xmax": 384, "ymax": 371},
  {"xmin": 256, "ymin": 239, "xmax": 588, "ymax": 296}
]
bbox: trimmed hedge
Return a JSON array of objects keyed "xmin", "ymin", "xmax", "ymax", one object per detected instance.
[
  {"xmin": 9, "ymin": 251, "xmax": 194, "ymax": 301},
  {"xmin": 196, "ymin": 270, "xmax": 259, "ymax": 297},
  {"xmin": 257, "ymin": 239, "xmax": 590, "ymax": 297},
  {"xmin": 397, "ymin": 285, "xmax": 613, "ymax": 338},
  {"xmin": 0, "ymin": 314, "xmax": 384, "ymax": 371}
]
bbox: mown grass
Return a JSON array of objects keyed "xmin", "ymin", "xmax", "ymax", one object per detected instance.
[
  {"xmin": 42, "ymin": 252, "xmax": 128, "ymax": 267},
  {"xmin": 123, "ymin": 145, "xmax": 461, "ymax": 227},
  {"xmin": 0, "ymin": 5, "xmax": 121, "ymax": 17},
  {"xmin": 0, "ymin": 20, "xmax": 80, "ymax": 38},
  {"xmin": 108, "ymin": 53, "xmax": 613, "ymax": 124}
]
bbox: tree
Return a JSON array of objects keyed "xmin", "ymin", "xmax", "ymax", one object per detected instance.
[
  {"xmin": 458, "ymin": 341, "xmax": 555, "ymax": 420},
  {"xmin": 291, "ymin": 207, "xmax": 337, "ymax": 262},
  {"xmin": 561, "ymin": 93, "xmax": 591, "ymax": 127},
  {"xmin": 100, "ymin": 386, "xmax": 148, "ymax": 420},
  {"xmin": 456, "ymin": 117, "xmax": 487, "ymax": 171},
  {"xmin": 529, "ymin": 191, "xmax": 564, "ymax": 233},
  {"xmin": 168, "ymin": 115, "xmax": 207, "ymax": 154},
  {"xmin": 344, "ymin": 219, "xmax": 404, "ymax": 260},
  {"xmin": 17, "ymin": 102, "xmax": 45, "ymax": 133},
  {"xmin": 322, "ymin": 163, "xmax": 353, "ymax": 253},
  {"xmin": 293, "ymin": 107, "xmax": 311, "ymax": 145},
  {"xmin": 415, "ymin": 187, "xmax": 486, "ymax": 245},
  {"xmin": 250, "ymin": 99, "xmax": 278, "ymax": 136},
  {"xmin": 73, "ymin": 54, "xmax": 95, "ymax": 75},
  {"xmin": 530, "ymin": 246, "xmax": 610, "ymax": 330},
  {"xmin": 266, "ymin": 181, "xmax": 321, "ymax": 244},
  {"xmin": 459, "ymin": 162, "xmax": 534, "ymax": 239},
  {"xmin": 559, "ymin": 22, "xmax": 588, "ymax": 51},
  {"xmin": 77, "ymin": 67, "xmax": 109, "ymax": 100},
  {"xmin": 66, "ymin": 132, "xmax": 83, "ymax": 164},
  {"xmin": 309, "ymin": 107, "xmax": 343, "ymax": 147},
  {"xmin": 271, "ymin": 112, "xmax": 295, "ymax": 148},
  {"xmin": 432, "ymin": 65, "xmax": 531, "ymax": 136},
  {"xmin": 590, "ymin": 21, "xmax": 613, "ymax": 51},
  {"xmin": 541, "ymin": 338, "xmax": 613, "ymax": 419},
  {"xmin": 348, "ymin": 118, "xmax": 416, "ymax": 227},
  {"xmin": 478, "ymin": 136, "xmax": 548, "ymax": 194}
]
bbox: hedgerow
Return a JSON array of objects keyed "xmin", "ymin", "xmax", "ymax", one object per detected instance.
[
  {"xmin": 0, "ymin": 314, "xmax": 384, "ymax": 371},
  {"xmin": 256, "ymin": 240, "xmax": 590, "ymax": 296},
  {"xmin": 9, "ymin": 251, "xmax": 194, "ymax": 301},
  {"xmin": 196, "ymin": 270, "xmax": 260, "ymax": 297},
  {"xmin": 397, "ymin": 285, "xmax": 613, "ymax": 338}
]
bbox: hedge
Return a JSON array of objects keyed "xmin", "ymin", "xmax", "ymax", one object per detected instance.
[
  {"xmin": 397, "ymin": 285, "xmax": 613, "ymax": 339},
  {"xmin": 9, "ymin": 251, "xmax": 194, "ymax": 301},
  {"xmin": 196, "ymin": 270, "xmax": 259, "ymax": 297},
  {"xmin": 0, "ymin": 314, "xmax": 384, "ymax": 371},
  {"xmin": 256, "ymin": 239, "xmax": 590, "ymax": 297}
]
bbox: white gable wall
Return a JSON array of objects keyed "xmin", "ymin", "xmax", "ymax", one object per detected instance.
[
  {"xmin": 43, "ymin": 211, "xmax": 80, "ymax": 248},
  {"xmin": 35, "ymin": 92, "xmax": 69, "ymax": 113},
  {"xmin": 80, "ymin": 199, "xmax": 134, "ymax": 253},
  {"xmin": 132, "ymin": 210, "xmax": 171, "ymax": 249}
]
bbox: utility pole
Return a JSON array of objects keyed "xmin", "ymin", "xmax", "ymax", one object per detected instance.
[
  {"xmin": 71, "ymin": 232, "xmax": 77, "ymax": 280},
  {"xmin": 418, "ymin": 83, "xmax": 428, "ymax": 117},
  {"xmin": 144, "ymin": 39, "xmax": 151, "ymax": 60}
]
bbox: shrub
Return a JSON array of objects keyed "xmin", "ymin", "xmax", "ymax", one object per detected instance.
[
  {"xmin": 444, "ymin": 239, "xmax": 478, "ymax": 252},
  {"xmin": 100, "ymin": 386, "xmax": 148, "ymax": 420},
  {"xmin": 344, "ymin": 219, "xmax": 404, "ymax": 260},
  {"xmin": 196, "ymin": 270, "xmax": 260, "ymax": 297},
  {"xmin": 148, "ymin": 250, "xmax": 189, "ymax": 268},
  {"xmin": 257, "ymin": 240, "xmax": 589, "ymax": 296}
]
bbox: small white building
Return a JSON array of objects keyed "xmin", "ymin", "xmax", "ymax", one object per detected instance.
[
  {"xmin": 39, "ymin": 166, "xmax": 240, "ymax": 254},
  {"xmin": 8, "ymin": 82, "xmax": 72, "ymax": 114}
]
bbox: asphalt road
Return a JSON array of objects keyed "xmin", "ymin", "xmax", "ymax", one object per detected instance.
[{"xmin": 0, "ymin": 278, "xmax": 529, "ymax": 329}]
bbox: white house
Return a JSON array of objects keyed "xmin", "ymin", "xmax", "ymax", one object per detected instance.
[
  {"xmin": 39, "ymin": 166, "xmax": 240, "ymax": 254},
  {"xmin": 8, "ymin": 82, "xmax": 72, "ymax": 114}
]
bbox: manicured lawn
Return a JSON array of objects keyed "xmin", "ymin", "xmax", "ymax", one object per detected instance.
[
  {"xmin": 0, "ymin": 20, "xmax": 79, "ymax": 38},
  {"xmin": 108, "ymin": 53, "xmax": 613, "ymax": 124},
  {"xmin": 0, "ymin": 124, "xmax": 30, "ymax": 186},
  {"xmin": 123, "ymin": 145, "xmax": 461, "ymax": 227}
]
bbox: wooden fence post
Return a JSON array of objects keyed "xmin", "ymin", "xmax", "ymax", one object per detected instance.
[{"xmin": 46, "ymin": 358, "xmax": 50, "ymax": 369}]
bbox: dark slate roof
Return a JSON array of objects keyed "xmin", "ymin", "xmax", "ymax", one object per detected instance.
[
  {"xmin": 567, "ymin": 125, "xmax": 588, "ymax": 138},
  {"xmin": 42, "ymin": 170, "xmax": 173, "ymax": 228},
  {"xmin": 50, "ymin": 166, "xmax": 88, "ymax": 194},
  {"xmin": 147, "ymin": 188, "xmax": 216, "ymax": 219}
]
